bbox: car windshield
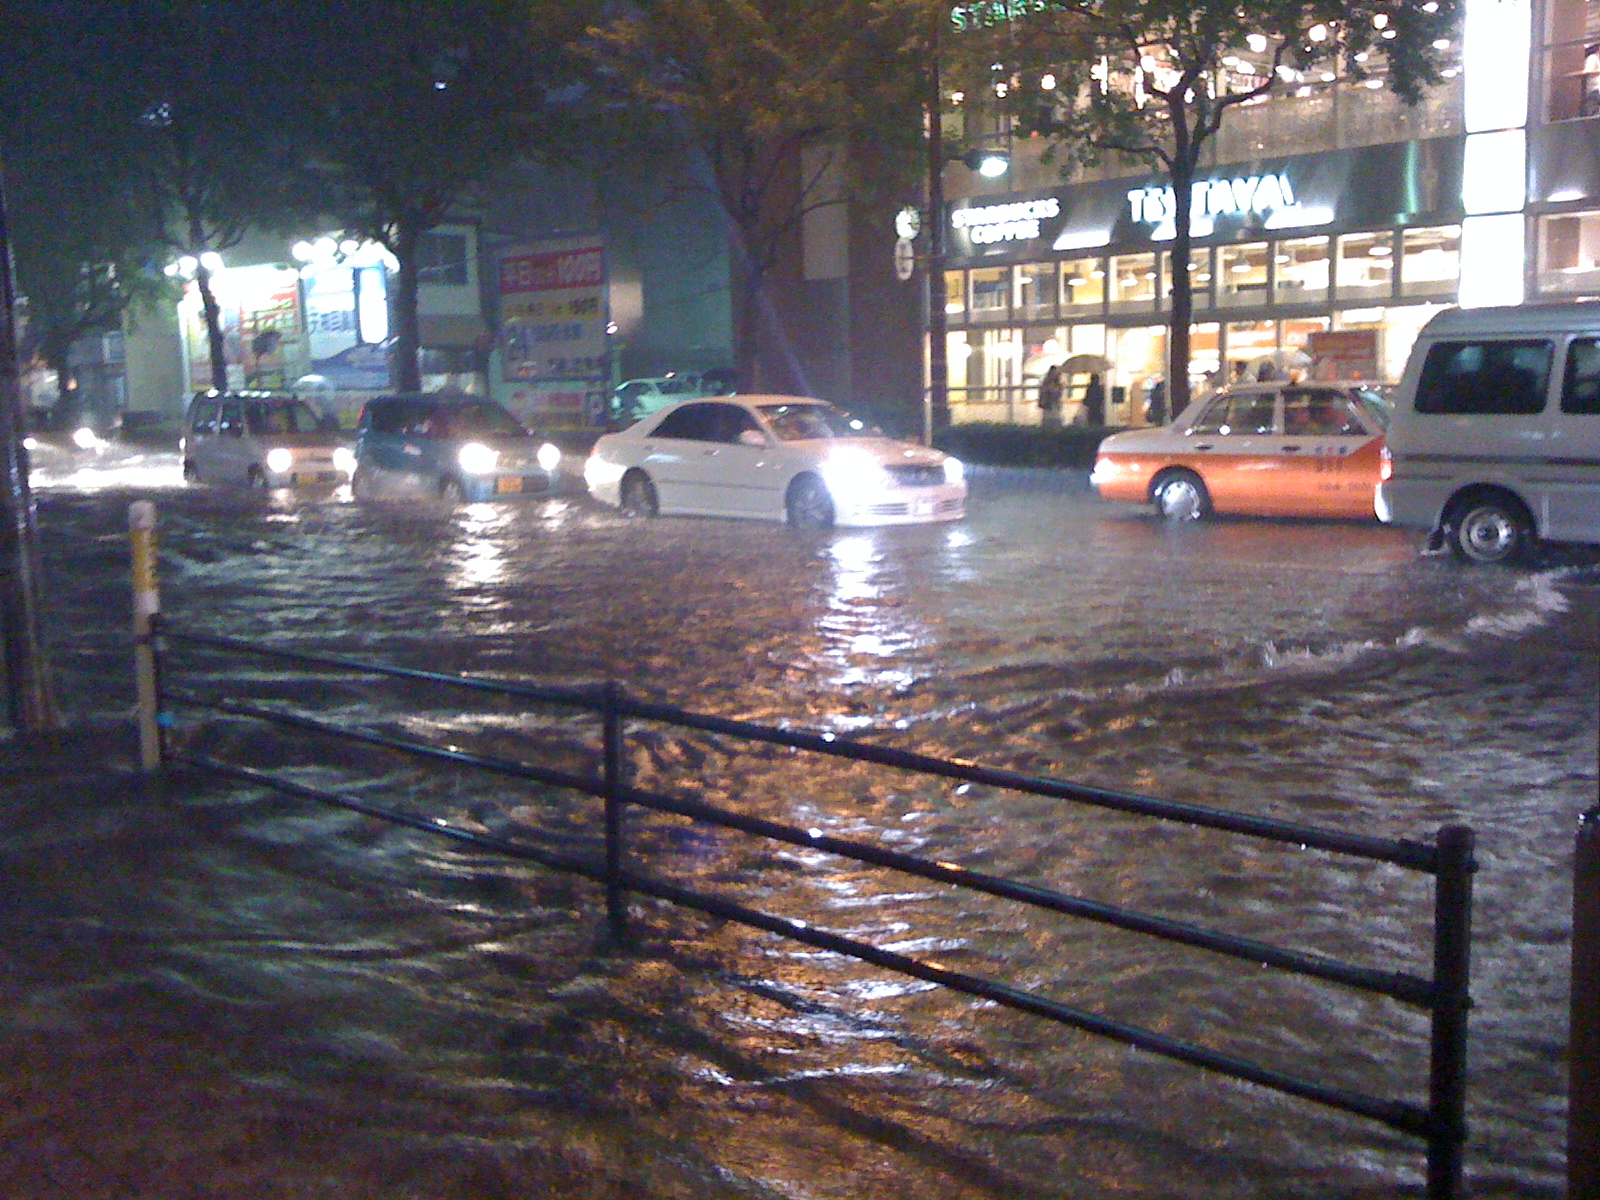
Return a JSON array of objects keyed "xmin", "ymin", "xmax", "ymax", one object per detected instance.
[
  {"xmin": 757, "ymin": 403, "xmax": 881, "ymax": 442},
  {"xmin": 442, "ymin": 401, "xmax": 525, "ymax": 438},
  {"xmin": 247, "ymin": 400, "xmax": 323, "ymax": 435}
]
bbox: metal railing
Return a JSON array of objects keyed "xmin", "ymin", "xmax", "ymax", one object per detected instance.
[{"xmin": 147, "ymin": 622, "xmax": 1475, "ymax": 1197}]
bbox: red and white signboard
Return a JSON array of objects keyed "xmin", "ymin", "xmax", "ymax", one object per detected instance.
[{"xmin": 500, "ymin": 239, "xmax": 608, "ymax": 384}]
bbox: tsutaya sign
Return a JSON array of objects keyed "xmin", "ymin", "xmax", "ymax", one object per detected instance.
[
  {"xmin": 1126, "ymin": 171, "xmax": 1330, "ymax": 237},
  {"xmin": 951, "ymin": 197, "xmax": 1062, "ymax": 244}
]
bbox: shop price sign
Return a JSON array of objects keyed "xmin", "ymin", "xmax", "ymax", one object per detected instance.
[{"xmin": 499, "ymin": 238, "xmax": 608, "ymax": 383}]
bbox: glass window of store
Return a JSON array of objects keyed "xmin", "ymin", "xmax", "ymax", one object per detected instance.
[
  {"xmin": 1538, "ymin": 210, "xmax": 1600, "ymax": 294},
  {"xmin": 1110, "ymin": 252, "xmax": 1158, "ymax": 311},
  {"xmin": 1336, "ymin": 232, "xmax": 1395, "ymax": 300},
  {"xmin": 970, "ymin": 266, "xmax": 1009, "ymax": 322},
  {"xmin": 1163, "ymin": 248, "xmax": 1213, "ymax": 310},
  {"xmin": 1060, "ymin": 257, "xmax": 1107, "ymax": 314},
  {"xmin": 1225, "ymin": 320, "xmax": 1278, "ymax": 379},
  {"xmin": 1274, "ymin": 237, "xmax": 1331, "ymax": 302},
  {"xmin": 1013, "ymin": 263, "xmax": 1057, "ymax": 320},
  {"xmin": 944, "ymin": 271, "xmax": 965, "ymax": 319},
  {"xmin": 1546, "ymin": 0, "xmax": 1600, "ymax": 120},
  {"xmin": 1400, "ymin": 226, "xmax": 1460, "ymax": 297},
  {"xmin": 1218, "ymin": 243, "xmax": 1271, "ymax": 305}
]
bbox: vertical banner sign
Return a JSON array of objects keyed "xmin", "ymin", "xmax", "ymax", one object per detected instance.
[{"xmin": 499, "ymin": 238, "xmax": 608, "ymax": 427}]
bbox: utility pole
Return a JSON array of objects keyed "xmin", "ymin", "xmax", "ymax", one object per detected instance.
[
  {"xmin": 925, "ymin": 5, "xmax": 949, "ymax": 441},
  {"xmin": 0, "ymin": 156, "xmax": 58, "ymax": 732}
]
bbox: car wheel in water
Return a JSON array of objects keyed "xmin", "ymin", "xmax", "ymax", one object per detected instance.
[
  {"xmin": 1449, "ymin": 494, "xmax": 1531, "ymax": 565},
  {"xmin": 439, "ymin": 475, "xmax": 463, "ymax": 503},
  {"xmin": 182, "ymin": 459, "xmax": 199, "ymax": 484},
  {"xmin": 620, "ymin": 471, "xmax": 659, "ymax": 517},
  {"xmin": 785, "ymin": 475, "xmax": 835, "ymax": 531},
  {"xmin": 1154, "ymin": 471, "xmax": 1209, "ymax": 522},
  {"xmin": 247, "ymin": 465, "xmax": 269, "ymax": 489}
]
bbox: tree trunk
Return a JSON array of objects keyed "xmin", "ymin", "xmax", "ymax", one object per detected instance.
[
  {"xmin": 193, "ymin": 262, "xmax": 229, "ymax": 392},
  {"xmin": 1166, "ymin": 116, "xmax": 1198, "ymax": 424},
  {"xmin": 390, "ymin": 217, "xmax": 422, "ymax": 393}
]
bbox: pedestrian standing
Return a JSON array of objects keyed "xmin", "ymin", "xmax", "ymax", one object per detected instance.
[
  {"xmin": 1038, "ymin": 364, "xmax": 1064, "ymax": 429},
  {"xmin": 1082, "ymin": 373, "xmax": 1106, "ymax": 426},
  {"xmin": 1145, "ymin": 378, "xmax": 1167, "ymax": 425}
]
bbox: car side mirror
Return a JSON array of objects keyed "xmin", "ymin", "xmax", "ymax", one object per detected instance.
[{"xmin": 737, "ymin": 429, "xmax": 767, "ymax": 448}]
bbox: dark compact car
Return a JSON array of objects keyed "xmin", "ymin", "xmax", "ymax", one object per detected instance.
[{"xmin": 351, "ymin": 394, "xmax": 562, "ymax": 502}]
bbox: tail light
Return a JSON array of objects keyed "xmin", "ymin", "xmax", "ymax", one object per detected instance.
[{"xmin": 1378, "ymin": 443, "xmax": 1392, "ymax": 482}]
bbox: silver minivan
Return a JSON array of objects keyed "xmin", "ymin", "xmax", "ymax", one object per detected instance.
[
  {"xmin": 182, "ymin": 391, "xmax": 353, "ymax": 488},
  {"xmin": 1377, "ymin": 303, "xmax": 1600, "ymax": 563}
]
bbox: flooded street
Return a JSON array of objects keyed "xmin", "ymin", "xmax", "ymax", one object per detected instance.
[{"xmin": 6, "ymin": 444, "xmax": 1597, "ymax": 1198}]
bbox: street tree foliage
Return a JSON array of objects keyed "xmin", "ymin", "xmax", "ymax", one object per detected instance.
[
  {"xmin": 284, "ymin": 0, "xmax": 585, "ymax": 392},
  {"xmin": 956, "ymin": 0, "xmax": 1460, "ymax": 416},
  {"xmin": 585, "ymin": 0, "xmax": 925, "ymax": 392},
  {"xmin": 0, "ymin": 3, "xmax": 171, "ymax": 413}
]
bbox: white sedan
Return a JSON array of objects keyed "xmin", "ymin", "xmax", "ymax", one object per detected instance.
[{"xmin": 584, "ymin": 394, "xmax": 966, "ymax": 529}]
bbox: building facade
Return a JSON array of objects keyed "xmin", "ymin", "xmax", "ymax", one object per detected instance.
[{"xmin": 936, "ymin": 0, "xmax": 1599, "ymax": 426}]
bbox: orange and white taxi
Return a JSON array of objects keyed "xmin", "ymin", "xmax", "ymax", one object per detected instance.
[{"xmin": 1090, "ymin": 383, "xmax": 1391, "ymax": 521}]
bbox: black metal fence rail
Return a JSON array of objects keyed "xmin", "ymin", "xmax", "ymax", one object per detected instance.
[{"xmin": 152, "ymin": 623, "xmax": 1475, "ymax": 1198}]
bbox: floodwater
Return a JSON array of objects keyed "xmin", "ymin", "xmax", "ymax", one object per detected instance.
[{"xmin": 7, "ymin": 443, "xmax": 1598, "ymax": 1198}]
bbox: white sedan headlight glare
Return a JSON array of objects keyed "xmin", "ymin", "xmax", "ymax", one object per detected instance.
[
  {"xmin": 536, "ymin": 441, "xmax": 562, "ymax": 473},
  {"xmin": 820, "ymin": 447, "xmax": 890, "ymax": 501},
  {"xmin": 72, "ymin": 426, "xmax": 101, "ymax": 450},
  {"xmin": 457, "ymin": 442, "xmax": 500, "ymax": 474},
  {"xmin": 265, "ymin": 448, "xmax": 294, "ymax": 475},
  {"xmin": 332, "ymin": 447, "xmax": 357, "ymax": 476},
  {"xmin": 943, "ymin": 456, "xmax": 965, "ymax": 486}
]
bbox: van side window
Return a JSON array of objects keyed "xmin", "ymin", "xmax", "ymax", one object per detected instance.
[
  {"xmin": 1562, "ymin": 338, "xmax": 1600, "ymax": 415},
  {"xmin": 1415, "ymin": 340, "xmax": 1552, "ymax": 415},
  {"xmin": 190, "ymin": 402, "xmax": 218, "ymax": 433}
]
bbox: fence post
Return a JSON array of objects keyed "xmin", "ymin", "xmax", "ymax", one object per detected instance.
[
  {"xmin": 1572, "ymin": 806, "xmax": 1600, "ymax": 1200},
  {"xmin": 128, "ymin": 501, "xmax": 162, "ymax": 772},
  {"xmin": 602, "ymin": 679, "xmax": 627, "ymax": 939},
  {"xmin": 1427, "ymin": 824, "xmax": 1475, "ymax": 1200}
]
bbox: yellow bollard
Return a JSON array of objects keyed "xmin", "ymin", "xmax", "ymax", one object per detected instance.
[{"xmin": 128, "ymin": 500, "xmax": 161, "ymax": 772}]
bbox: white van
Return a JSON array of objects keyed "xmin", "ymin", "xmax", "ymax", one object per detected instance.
[{"xmin": 1377, "ymin": 303, "xmax": 1600, "ymax": 563}]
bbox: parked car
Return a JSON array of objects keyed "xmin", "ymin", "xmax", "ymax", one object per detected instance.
[
  {"xmin": 1091, "ymin": 382, "xmax": 1391, "ymax": 521},
  {"xmin": 182, "ymin": 390, "xmax": 353, "ymax": 488},
  {"xmin": 1377, "ymin": 302, "xmax": 1600, "ymax": 564},
  {"xmin": 351, "ymin": 394, "xmax": 561, "ymax": 502},
  {"xmin": 609, "ymin": 374, "xmax": 716, "ymax": 424},
  {"xmin": 584, "ymin": 394, "xmax": 966, "ymax": 529}
]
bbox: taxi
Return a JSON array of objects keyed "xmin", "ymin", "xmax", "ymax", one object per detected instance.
[{"xmin": 1091, "ymin": 382, "xmax": 1391, "ymax": 521}]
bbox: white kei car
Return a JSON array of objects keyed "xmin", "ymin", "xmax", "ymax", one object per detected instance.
[{"xmin": 584, "ymin": 394, "xmax": 966, "ymax": 529}]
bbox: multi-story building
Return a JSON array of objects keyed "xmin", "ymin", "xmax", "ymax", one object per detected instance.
[{"xmin": 934, "ymin": 0, "xmax": 1592, "ymax": 426}]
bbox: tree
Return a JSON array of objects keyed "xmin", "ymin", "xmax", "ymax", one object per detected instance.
[
  {"xmin": 585, "ymin": 0, "xmax": 926, "ymax": 392},
  {"xmin": 969, "ymin": 0, "xmax": 1459, "ymax": 417},
  {"xmin": 287, "ymin": 0, "xmax": 584, "ymax": 392},
  {"xmin": 114, "ymin": 0, "xmax": 322, "ymax": 392}
]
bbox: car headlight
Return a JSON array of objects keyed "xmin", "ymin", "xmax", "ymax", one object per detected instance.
[
  {"xmin": 536, "ymin": 442, "xmax": 561, "ymax": 472},
  {"xmin": 458, "ymin": 442, "xmax": 499, "ymax": 474},
  {"xmin": 332, "ymin": 446, "xmax": 357, "ymax": 475},
  {"xmin": 72, "ymin": 426, "xmax": 101, "ymax": 450},
  {"xmin": 265, "ymin": 448, "xmax": 294, "ymax": 475},
  {"xmin": 820, "ymin": 447, "xmax": 891, "ymax": 501},
  {"xmin": 943, "ymin": 456, "xmax": 965, "ymax": 486}
]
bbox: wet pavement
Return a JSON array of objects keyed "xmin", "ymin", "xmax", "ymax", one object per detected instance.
[{"xmin": 1, "ymin": 443, "xmax": 1596, "ymax": 1197}]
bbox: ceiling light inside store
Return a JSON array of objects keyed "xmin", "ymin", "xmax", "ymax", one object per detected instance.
[
  {"xmin": 1364, "ymin": 77, "xmax": 1384, "ymax": 86},
  {"xmin": 1247, "ymin": 34, "xmax": 1268, "ymax": 52},
  {"xmin": 1441, "ymin": 68, "xmax": 1459, "ymax": 77},
  {"xmin": 1433, "ymin": 38, "xmax": 1450, "ymax": 49},
  {"xmin": 1373, "ymin": 13, "xmax": 1388, "ymax": 27},
  {"xmin": 1321, "ymin": 71, "xmax": 1337, "ymax": 82},
  {"xmin": 1040, "ymin": 73, "xmax": 1057, "ymax": 89},
  {"xmin": 1354, "ymin": 51, "xmax": 1369, "ymax": 62},
  {"xmin": 1382, "ymin": 29, "xmax": 1396, "ymax": 38},
  {"xmin": 1369, "ymin": 246, "xmax": 1392, "ymax": 256},
  {"xmin": 1309, "ymin": 23, "xmax": 1328, "ymax": 41}
]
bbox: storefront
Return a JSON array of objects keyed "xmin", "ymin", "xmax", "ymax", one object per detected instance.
[{"xmin": 941, "ymin": 136, "xmax": 1467, "ymax": 425}]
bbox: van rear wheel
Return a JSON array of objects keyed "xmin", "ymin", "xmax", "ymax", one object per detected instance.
[{"xmin": 1449, "ymin": 495, "xmax": 1532, "ymax": 565}]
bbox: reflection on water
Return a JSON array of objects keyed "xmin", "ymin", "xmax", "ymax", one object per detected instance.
[{"xmin": 14, "ymin": 478, "xmax": 1595, "ymax": 1199}]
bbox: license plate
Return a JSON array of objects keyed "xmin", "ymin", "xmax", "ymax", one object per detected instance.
[{"xmin": 496, "ymin": 476, "xmax": 523, "ymax": 494}]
